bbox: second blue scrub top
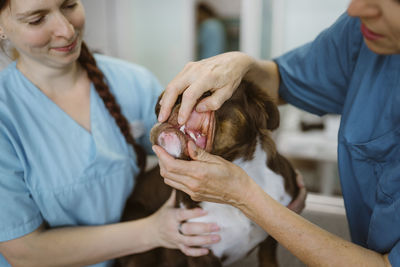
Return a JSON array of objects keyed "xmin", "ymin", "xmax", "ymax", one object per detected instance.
[
  {"xmin": 0, "ymin": 54, "xmax": 162, "ymax": 266},
  {"xmin": 275, "ymin": 14, "xmax": 400, "ymax": 265}
]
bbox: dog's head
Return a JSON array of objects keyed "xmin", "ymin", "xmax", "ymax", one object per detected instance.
[{"xmin": 150, "ymin": 80, "xmax": 280, "ymax": 162}]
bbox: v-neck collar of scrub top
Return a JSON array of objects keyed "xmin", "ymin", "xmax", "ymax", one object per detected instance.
[
  {"xmin": 14, "ymin": 63, "xmax": 94, "ymax": 138},
  {"xmin": 9, "ymin": 61, "xmax": 137, "ymax": 193}
]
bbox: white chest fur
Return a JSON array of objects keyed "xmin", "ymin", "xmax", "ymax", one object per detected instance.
[{"xmin": 187, "ymin": 142, "xmax": 292, "ymax": 266}]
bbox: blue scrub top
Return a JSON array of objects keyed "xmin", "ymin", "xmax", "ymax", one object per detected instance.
[
  {"xmin": 275, "ymin": 14, "xmax": 400, "ymax": 265},
  {"xmin": 0, "ymin": 54, "xmax": 162, "ymax": 266}
]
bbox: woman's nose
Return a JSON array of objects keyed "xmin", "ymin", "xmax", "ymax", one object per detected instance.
[
  {"xmin": 347, "ymin": 0, "xmax": 381, "ymax": 18},
  {"xmin": 52, "ymin": 13, "xmax": 75, "ymax": 39}
]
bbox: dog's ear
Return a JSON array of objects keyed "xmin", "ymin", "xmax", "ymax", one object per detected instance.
[
  {"xmin": 240, "ymin": 81, "xmax": 280, "ymax": 131},
  {"xmin": 263, "ymin": 98, "xmax": 280, "ymax": 130},
  {"xmin": 154, "ymin": 92, "xmax": 164, "ymax": 117}
]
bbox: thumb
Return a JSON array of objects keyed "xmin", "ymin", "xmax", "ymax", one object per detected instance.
[
  {"xmin": 188, "ymin": 141, "xmax": 215, "ymax": 162},
  {"xmin": 164, "ymin": 189, "xmax": 176, "ymax": 208}
]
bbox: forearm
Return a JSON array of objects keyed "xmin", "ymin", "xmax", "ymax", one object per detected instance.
[
  {"xmin": 244, "ymin": 59, "xmax": 282, "ymax": 104},
  {"xmin": 1, "ymin": 218, "xmax": 157, "ymax": 267},
  {"xmin": 238, "ymin": 181, "xmax": 391, "ymax": 267}
]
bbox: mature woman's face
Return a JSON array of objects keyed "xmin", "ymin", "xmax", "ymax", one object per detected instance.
[
  {"xmin": 0, "ymin": 0, "xmax": 85, "ymax": 68},
  {"xmin": 348, "ymin": 0, "xmax": 400, "ymax": 54}
]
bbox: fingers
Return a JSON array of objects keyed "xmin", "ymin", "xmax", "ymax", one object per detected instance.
[
  {"xmin": 177, "ymin": 81, "xmax": 214, "ymax": 125},
  {"xmin": 159, "ymin": 76, "xmax": 189, "ymax": 122},
  {"xmin": 153, "ymin": 144, "xmax": 217, "ymax": 176},
  {"xmin": 195, "ymin": 85, "xmax": 233, "ymax": 113},
  {"xmin": 179, "ymin": 221, "xmax": 220, "ymax": 236},
  {"xmin": 163, "ymin": 189, "xmax": 177, "ymax": 207},
  {"xmin": 287, "ymin": 170, "xmax": 308, "ymax": 214},
  {"xmin": 179, "ymin": 232, "xmax": 220, "ymax": 247},
  {"xmin": 178, "ymin": 244, "xmax": 209, "ymax": 257},
  {"xmin": 187, "ymin": 141, "xmax": 214, "ymax": 162},
  {"xmin": 175, "ymin": 207, "xmax": 208, "ymax": 222},
  {"xmin": 295, "ymin": 169, "xmax": 305, "ymax": 188}
]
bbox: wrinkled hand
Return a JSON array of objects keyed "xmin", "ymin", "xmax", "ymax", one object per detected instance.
[
  {"xmin": 287, "ymin": 170, "xmax": 307, "ymax": 214},
  {"xmin": 158, "ymin": 52, "xmax": 254, "ymax": 125},
  {"xmin": 153, "ymin": 141, "xmax": 253, "ymax": 207},
  {"xmin": 148, "ymin": 190, "xmax": 221, "ymax": 257}
]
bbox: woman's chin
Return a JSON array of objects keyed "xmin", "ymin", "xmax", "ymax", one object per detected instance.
[{"xmin": 364, "ymin": 39, "xmax": 400, "ymax": 55}]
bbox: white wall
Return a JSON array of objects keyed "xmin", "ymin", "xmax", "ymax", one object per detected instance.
[
  {"xmin": 82, "ymin": 0, "xmax": 195, "ymax": 87},
  {"xmin": 271, "ymin": 0, "xmax": 350, "ymax": 57}
]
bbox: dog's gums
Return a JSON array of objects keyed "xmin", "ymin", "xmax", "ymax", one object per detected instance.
[{"xmin": 150, "ymin": 109, "xmax": 215, "ymax": 159}]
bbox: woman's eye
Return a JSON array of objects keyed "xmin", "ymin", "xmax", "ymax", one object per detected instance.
[
  {"xmin": 64, "ymin": 2, "xmax": 78, "ymax": 9},
  {"xmin": 28, "ymin": 17, "xmax": 45, "ymax": 26}
]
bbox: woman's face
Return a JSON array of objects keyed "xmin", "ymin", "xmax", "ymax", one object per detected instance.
[
  {"xmin": 348, "ymin": 0, "xmax": 400, "ymax": 54},
  {"xmin": 0, "ymin": 0, "xmax": 85, "ymax": 69}
]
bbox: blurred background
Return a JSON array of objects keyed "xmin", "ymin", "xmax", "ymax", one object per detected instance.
[{"xmin": 0, "ymin": 0, "xmax": 352, "ymax": 265}]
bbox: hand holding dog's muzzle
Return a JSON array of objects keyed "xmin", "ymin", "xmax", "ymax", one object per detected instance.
[
  {"xmin": 153, "ymin": 141, "xmax": 253, "ymax": 207},
  {"xmin": 158, "ymin": 52, "xmax": 254, "ymax": 125}
]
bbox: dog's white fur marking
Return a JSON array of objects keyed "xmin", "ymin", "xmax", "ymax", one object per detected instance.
[{"xmin": 187, "ymin": 141, "xmax": 292, "ymax": 266}]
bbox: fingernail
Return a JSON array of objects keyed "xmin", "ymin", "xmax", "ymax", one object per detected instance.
[
  {"xmin": 211, "ymin": 235, "xmax": 220, "ymax": 242},
  {"xmin": 178, "ymin": 115, "xmax": 184, "ymax": 125},
  {"xmin": 194, "ymin": 208, "xmax": 207, "ymax": 215},
  {"xmin": 189, "ymin": 141, "xmax": 198, "ymax": 156},
  {"xmin": 211, "ymin": 224, "xmax": 220, "ymax": 232},
  {"xmin": 158, "ymin": 112, "xmax": 165, "ymax": 122}
]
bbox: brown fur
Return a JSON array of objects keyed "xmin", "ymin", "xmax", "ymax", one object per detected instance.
[{"xmin": 117, "ymin": 81, "xmax": 299, "ymax": 267}]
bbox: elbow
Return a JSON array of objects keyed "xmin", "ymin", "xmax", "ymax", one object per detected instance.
[{"xmin": 0, "ymin": 239, "xmax": 44, "ymax": 267}]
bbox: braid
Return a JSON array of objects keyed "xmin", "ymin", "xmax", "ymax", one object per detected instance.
[{"xmin": 78, "ymin": 42, "xmax": 146, "ymax": 173}]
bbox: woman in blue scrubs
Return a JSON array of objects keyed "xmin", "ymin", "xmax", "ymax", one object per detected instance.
[
  {"xmin": 155, "ymin": 0, "xmax": 400, "ymax": 266},
  {"xmin": 0, "ymin": 0, "xmax": 220, "ymax": 266}
]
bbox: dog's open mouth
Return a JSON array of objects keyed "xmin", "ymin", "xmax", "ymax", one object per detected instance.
[{"xmin": 151, "ymin": 109, "xmax": 215, "ymax": 159}]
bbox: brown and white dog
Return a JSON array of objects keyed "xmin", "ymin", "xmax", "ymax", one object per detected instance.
[{"xmin": 117, "ymin": 81, "xmax": 299, "ymax": 267}]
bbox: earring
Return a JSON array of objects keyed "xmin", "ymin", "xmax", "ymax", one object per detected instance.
[{"xmin": 0, "ymin": 33, "xmax": 6, "ymax": 40}]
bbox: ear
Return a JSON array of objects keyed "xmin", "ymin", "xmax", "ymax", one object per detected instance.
[
  {"xmin": 263, "ymin": 98, "xmax": 280, "ymax": 130},
  {"xmin": 0, "ymin": 26, "xmax": 7, "ymax": 40},
  {"xmin": 154, "ymin": 92, "xmax": 164, "ymax": 116},
  {"xmin": 242, "ymin": 81, "xmax": 280, "ymax": 131}
]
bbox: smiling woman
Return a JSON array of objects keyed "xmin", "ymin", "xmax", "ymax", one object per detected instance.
[
  {"xmin": 1, "ymin": 0, "xmax": 85, "ymax": 69},
  {"xmin": 0, "ymin": 0, "xmax": 221, "ymax": 266}
]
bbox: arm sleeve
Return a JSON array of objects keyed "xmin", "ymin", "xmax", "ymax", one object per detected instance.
[
  {"xmin": 274, "ymin": 13, "xmax": 363, "ymax": 116},
  {"xmin": 0, "ymin": 125, "xmax": 43, "ymax": 242},
  {"xmin": 389, "ymin": 235, "xmax": 400, "ymax": 266}
]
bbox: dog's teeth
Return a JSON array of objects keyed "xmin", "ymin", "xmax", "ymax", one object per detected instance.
[
  {"xmin": 189, "ymin": 132, "xmax": 196, "ymax": 140},
  {"xmin": 179, "ymin": 125, "xmax": 186, "ymax": 133}
]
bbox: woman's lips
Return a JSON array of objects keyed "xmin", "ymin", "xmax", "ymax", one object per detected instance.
[
  {"xmin": 52, "ymin": 38, "xmax": 78, "ymax": 52},
  {"xmin": 361, "ymin": 24, "xmax": 384, "ymax": 41}
]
